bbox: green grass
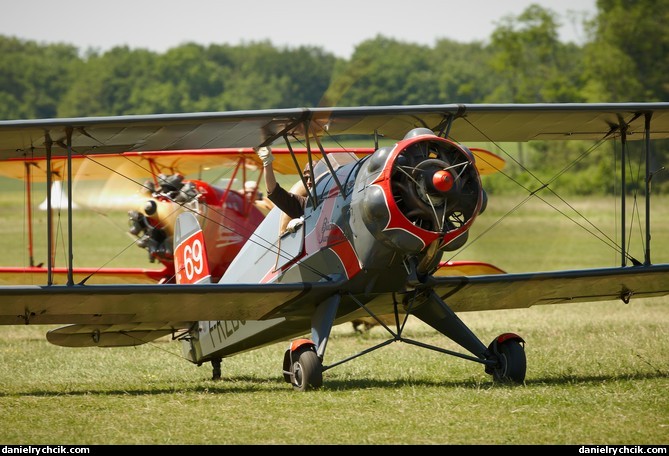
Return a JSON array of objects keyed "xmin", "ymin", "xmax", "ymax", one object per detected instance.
[
  {"xmin": 0, "ymin": 301, "xmax": 667, "ymax": 444},
  {"xmin": 0, "ymin": 184, "xmax": 667, "ymax": 444},
  {"xmin": 460, "ymin": 193, "xmax": 669, "ymax": 272}
]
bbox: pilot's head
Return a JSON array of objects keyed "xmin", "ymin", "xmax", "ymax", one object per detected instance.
[
  {"xmin": 300, "ymin": 160, "xmax": 316, "ymax": 189},
  {"xmin": 303, "ymin": 168, "xmax": 313, "ymax": 189},
  {"xmin": 244, "ymin": 181, "xmax": 261, "ymax": 200}
]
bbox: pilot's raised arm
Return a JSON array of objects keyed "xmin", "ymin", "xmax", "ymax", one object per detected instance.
[{"xmin": 255, "ymin": 147, "xmax": 310, "ymax": 223}]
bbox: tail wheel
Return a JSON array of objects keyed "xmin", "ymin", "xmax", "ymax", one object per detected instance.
[
  {"xmin": 490, "ymin": 339, "xmax": 526, "ymax": 384},
  {"xmin": 290, "ymin": 346, "xmax": 323, "ymax": 392}
]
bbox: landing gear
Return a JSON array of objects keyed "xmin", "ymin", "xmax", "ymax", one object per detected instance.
[
  {"xmin": 211, "ymin": 358, "xmax": 222, "ymax": 381},
  {"xmin": 486, "ymin": 336, "xmax": 526, "ymax": 384},
  {"xmin": 283, "ymin": 340, "xmax": 323, "ymax": 392},
  {"xmin": 282, "ymin": 295, "xmax": 337, "ymax": 391},
  {"xmin": 409, "ymin": 290, "xmax": 527, "ymax": 385},
  {"xmin": 291, "ymin": 347, "xmax": 323, "ymax": 392}
]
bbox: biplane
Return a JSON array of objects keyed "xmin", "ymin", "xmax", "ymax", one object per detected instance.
[
  {"xmin": 0, "ymin": 103, "xmax": 668, "ymax": 391},
  {"xmin": 0, "ymin": 145, "xmax": 371, "ymax": 285}
]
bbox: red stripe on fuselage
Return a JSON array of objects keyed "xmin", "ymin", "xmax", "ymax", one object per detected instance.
[
  {"xmin": 305, "ymin": 188, "xmax": 362, "ymax": 279},
  {"xmin": 325, "ymin": 227, "xmax": 361, "ymax": 279}
]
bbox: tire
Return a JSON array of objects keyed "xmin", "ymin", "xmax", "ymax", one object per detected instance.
[
  {"xmin": 291, "ymin": 347, "xmax": 323, "ymax": 392},
  {"xmin": 492, "ymin": 339, "xmax": 526, "ymax": 384}
]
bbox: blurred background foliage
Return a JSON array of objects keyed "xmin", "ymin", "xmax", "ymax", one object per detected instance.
[{"xmin": 1, "ymin": 0, "xmax": 667, "ymax": 194}]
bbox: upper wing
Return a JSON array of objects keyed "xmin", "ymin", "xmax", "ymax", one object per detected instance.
[
  {"xmin": 426, "ymin": 264, "xmax": 669, "ymax": 312},
  {"xmin": 0, "ymin": 147, "xmax": 373, "ymax": 181},
  {"xmin": 0, "ymin": 149, "xmax": 258, "ymax": 182},
  {"xmin": 0, "ymin": 145, "xmax": 499, "ymax": 181},
  {"xmin": 2, "ymin": 103, "xmax": 669, "ymax": 161},
  {"xmin": 319, "ymin": 104, "xmax": 669, "ymax": 142}
]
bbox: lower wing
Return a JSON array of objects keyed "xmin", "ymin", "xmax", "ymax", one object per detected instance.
[
  {"xmin": 45, "ymin": 322, "xmax": 192, "ymax": 347},
  {"xmin": 427, "ymin": 264, "xmax": 669, "ymax": 312},
  {"xmin": 0, "ymin": 265, "xmax": 667, "ymax": 347},
  {"xmin": 0, "ymin": 281, "xmax": 343, "ymax": 325}
]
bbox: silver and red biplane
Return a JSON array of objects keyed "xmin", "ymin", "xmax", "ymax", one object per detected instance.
[{"xmin": 0, "ymin": 103, "xmax": 667, "ymax": 391}]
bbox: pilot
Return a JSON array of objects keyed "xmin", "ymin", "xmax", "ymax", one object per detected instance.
[
  {"xmin": 243, "ymin": 180, "xmax": 262, "ymax": 201},
  {"xmin": 255, "ymin": 146, "xmax": 312, "ymax": 233},
  {"xmin": 244, "ymin": 179, "xmax": 274, "ymax": 215}
]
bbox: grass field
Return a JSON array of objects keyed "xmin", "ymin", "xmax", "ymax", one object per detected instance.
[
  {"xmin": 0, "ymin": 301, "xmax": 667, "ymax": 444},
  {"xmin": 0, "ymin": 184, "xmax": 667, "ymax": 444}
]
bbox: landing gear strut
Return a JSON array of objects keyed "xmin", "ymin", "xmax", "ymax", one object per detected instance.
[
  {"xmin": 410, "ymin": 289, "xmax": 527, "ymax": 384},
  {"xmin": 211, "ymin": 358, "xmax": 222, "ymax": 381}
]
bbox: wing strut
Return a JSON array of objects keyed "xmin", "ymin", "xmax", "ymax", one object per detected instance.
[
  {"xmin": 284, "ymin": 137, "xmax": 317, "ymax": 210},
  {"xmin": 301, "ymin": 121, "xmax": 319, "ymax": 209},
  {"xmin": 311, "ymin": 131, "xmax": 345, "ymax": 196},
  {"xmin": 66, "ymin": 127, "xmax": 74, "ymax": 286},
  {"xmin": 435, "ymin": 112, "xmax": 455, "ymax": 138},
  {"xmin": 644, "ymin": 112, "xmax": 652, "ymax": 265},
  {"xmin": 259, "ymin": 115, "xmax": 307, "ymax": 149},
  {"xmin": 44, "ymin": 132, "xmax": 54, "ymax": 285},
  {"xmin": 618, "ymin": 115, "xmax": 628, "ymax": 267},
  {"xmin": 24, "ymin": 162, "xmax": 35, "ymax": 267}
]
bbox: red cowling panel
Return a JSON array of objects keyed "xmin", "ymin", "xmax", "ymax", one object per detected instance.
[{"xmin": 371, "ymin": 134, "xmax": 482, "ymax": 251}]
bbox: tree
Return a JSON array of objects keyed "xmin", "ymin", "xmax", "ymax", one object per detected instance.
[
  {"xmin": 0, "ymin": 36, "xmax": 81, "ymax": 119},
  {"xmin": 431, "ymin": 39, "xmax": 495, "ymax": 103},
  {"xmin": 332, "ymin": 36, "xmax": 440, "ymax": 106},
  {"xmin": 209, "ymin": 41, "xmax": 337, "ymax": 110},
  {"xmin": 486, "ymin": 4, "xmax": 586, "ymax": 103},
  {"xmin": 583, "ymin": 0, "xmax": 669, "ymax": 102},
  {"xmin": 59, "ymin": 46, "xmax": 161, "ymax": 117}
]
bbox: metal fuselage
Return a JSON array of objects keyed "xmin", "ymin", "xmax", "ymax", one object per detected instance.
[{"xmin": 182, "ymin": 131, "xmax": 483, "ymax": 365}]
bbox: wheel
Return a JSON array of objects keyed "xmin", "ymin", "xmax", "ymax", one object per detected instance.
[
  {"xmin": 491, "ymin": 339, "xmax": 526, "ymax": 384},
  {"xmin": 290, "ymin": 347, "xmax": 323, "ymax": 392}
]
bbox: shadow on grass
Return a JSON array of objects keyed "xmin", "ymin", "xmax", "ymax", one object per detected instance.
[{"xmin": 2, "ymin": 369, "xmax": 667, "ymax": 397}]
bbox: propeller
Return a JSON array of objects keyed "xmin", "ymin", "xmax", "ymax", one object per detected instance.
[
  {"xmin": 352, "ymin": 128, "xmax": 485, "ymax": 259},
  {"xmin": 390, "ymin": 131, "xmax": 482, "ymax": 237}
]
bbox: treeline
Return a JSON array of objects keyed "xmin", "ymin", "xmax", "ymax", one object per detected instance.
[{"xmin": 1, "ymin": 1, "xmax": 668, "ymax": 193}]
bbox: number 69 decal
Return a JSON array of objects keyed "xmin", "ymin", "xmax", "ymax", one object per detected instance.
[
  {"xmin": 183, "ymin": 238, "xmax": 204, "ymax": 279},
  {"xmin": 175, "ymin": 230, "xmax": 211, "ymax": 284}
]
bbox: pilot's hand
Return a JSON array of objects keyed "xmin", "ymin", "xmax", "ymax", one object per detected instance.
[
  {"xmin": 285, "ymin": 216, "xmax": 304, "ymax": 233},
  {"xmin": 255, "ymin": 146, "xmax": 274, "ymax": 167}
]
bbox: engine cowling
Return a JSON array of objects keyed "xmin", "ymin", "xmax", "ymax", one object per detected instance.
[
  {"xmin": 128, "ymin": 173, "xmax": 201, "ymax": 265},
  {"xmin": 355, "ymin": 128, "xmax": 484, "ymax": 255}
]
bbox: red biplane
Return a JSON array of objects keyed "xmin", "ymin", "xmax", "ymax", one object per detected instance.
[
  {"xmin": 0, "ymin": 145, "xmax": 372, "ymax": 285},
  {"xmin": 0, "ymin": 103, "xmax": 667, "ymax": 391}
]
